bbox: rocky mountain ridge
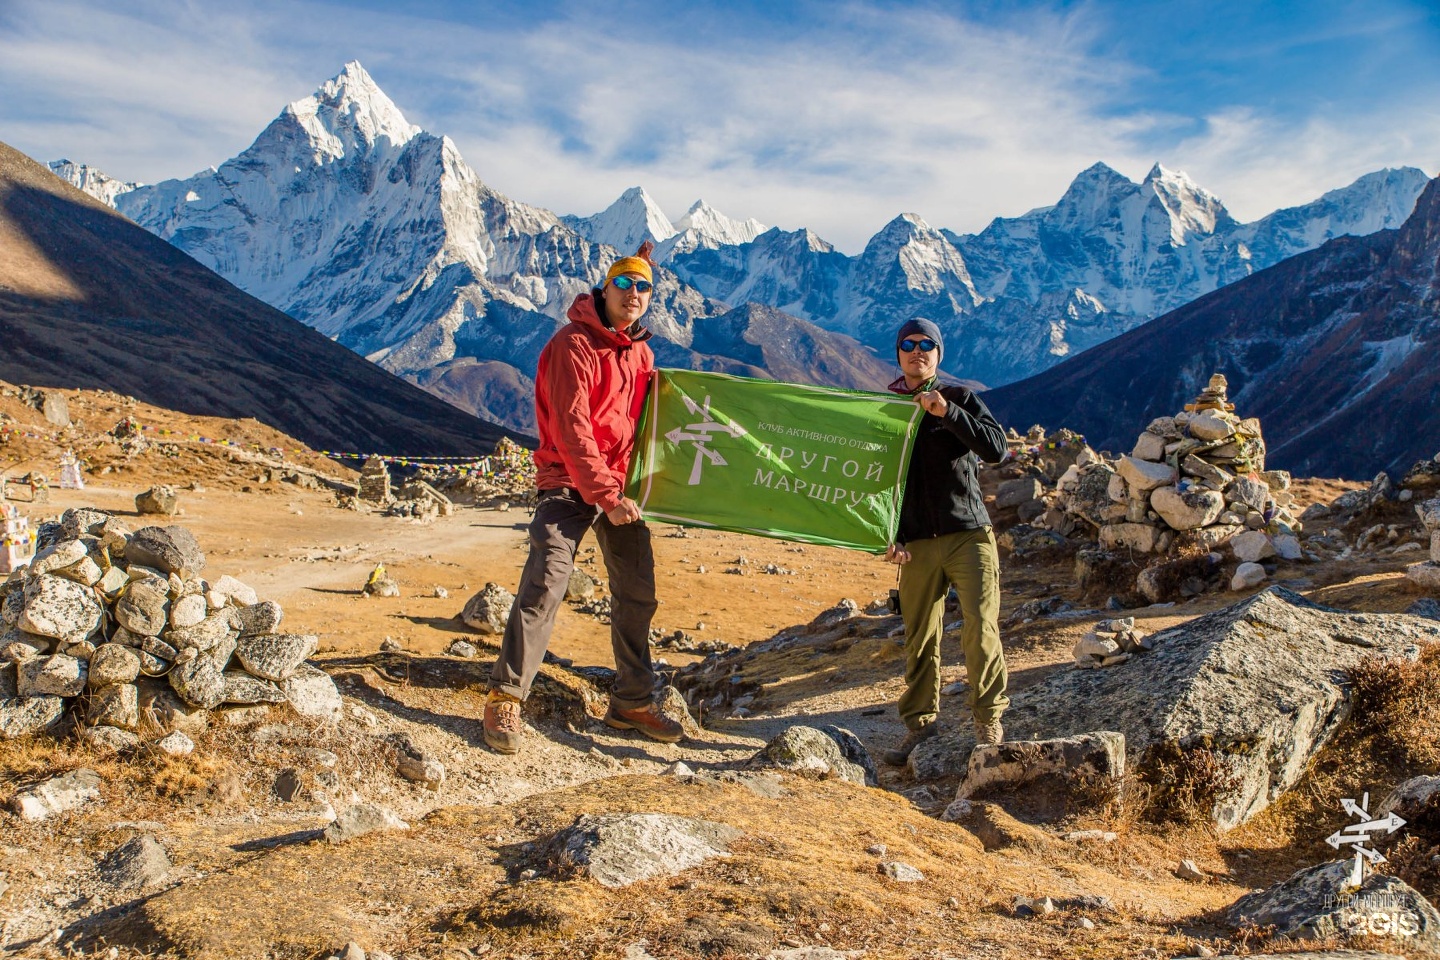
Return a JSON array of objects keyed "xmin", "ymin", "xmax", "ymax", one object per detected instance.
[
  {"xmin": 984, "ymin": 173, "xmax": 1440, "ymax": 478},
  {"xmin": 48, "ymin": 61, "xmax": 1430, "ymax": 436},
  {"xmin": 49, "ymin": 64, "xmax": 886, "ymax": 433},
  {"xmin": 665, "ymin": 162, "xmax": 1430, "ymax": 386},
  {"xmin": 0, "ymin": 139, "xmax": 520, "ymax": 456}
]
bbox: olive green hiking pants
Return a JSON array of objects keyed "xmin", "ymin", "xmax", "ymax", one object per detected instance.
[{"xmin": 897, "ymin": 526, "xmax": 1009, "ymax": 731}]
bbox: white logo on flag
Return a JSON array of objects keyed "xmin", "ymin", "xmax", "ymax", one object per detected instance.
[{"xmin": 664, "ymin": 394, "xmax": 747, "ymax": 485}]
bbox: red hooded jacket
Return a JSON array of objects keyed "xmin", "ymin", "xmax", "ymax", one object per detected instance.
[{"xmin": 533, "ymin": 293, "xmax": 654, "ymax": 512}]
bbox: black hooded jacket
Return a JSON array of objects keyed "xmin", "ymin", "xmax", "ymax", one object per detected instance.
[{"xmin": 894, "ymin": 382, "xmax": 1008, "ymax": 543}]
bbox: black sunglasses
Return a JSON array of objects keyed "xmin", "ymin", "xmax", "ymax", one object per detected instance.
[
  {"xmin": 610, "ymin": 276, "xmax": 653, "ymax": 293},
  {"xmin": 899, "ymin": 338, "xmax": 937, "ymax": 353}
]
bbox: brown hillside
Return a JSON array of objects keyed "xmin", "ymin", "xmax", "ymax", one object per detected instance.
[{"xmin": 0, "ymin": 141, "xmax": 527, "ymax": 458}]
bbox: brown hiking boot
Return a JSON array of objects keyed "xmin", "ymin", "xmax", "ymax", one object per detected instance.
[
  {"xmin": 975, "ymin": 718, "xmax": 1004, "ymax": 746},
  {"xmin": 483, "ymin": 690, "xmax": 523, "ymax": 755},
  {"xmin": 882, "ymin": 722, "xmax": 938, "ymax": 765},
  {"xmin": 604, "ymin": 700, "xmax": 684, "ymax": 743}
]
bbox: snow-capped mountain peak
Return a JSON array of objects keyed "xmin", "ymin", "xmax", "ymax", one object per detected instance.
[
  {"xmin": 563, "ymin": 185, "xmax": 675, "ymax": 254},
  {"xmin": 47, "ymin": 159, "xmax": 141, "ymax": 206},
  {"xmin": 856, "ymin": 212, "xmax": 978, "ymax": 304},
  {"xmin": 282, "ymin": 60, "xmax": 420, "ymax": 161},
  {"xmin": 655, "ymin": 199, "xmax": 766, "ymax": 261},
  {"xmin": 676, "ymin": 200, "xmax": 765, "ymax": 245},
  {"xmin": 1142, "ymin": 162, "xmax": 1231, "ymax": 241}
]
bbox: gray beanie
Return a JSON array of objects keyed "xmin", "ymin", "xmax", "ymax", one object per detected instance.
[{"xmin": 895, "ymin": 317, "xmax": 943, "ymax": 364}]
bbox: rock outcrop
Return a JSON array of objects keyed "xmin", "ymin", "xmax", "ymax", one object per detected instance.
[{"xmin": 911, "ymin": 588, "xmax": 1440, "ymax": 829}]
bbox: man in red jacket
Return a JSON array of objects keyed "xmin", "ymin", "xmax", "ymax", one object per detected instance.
[{"xmin": 483, "ymin": 244, "xmax": 684, "ymax": 754}]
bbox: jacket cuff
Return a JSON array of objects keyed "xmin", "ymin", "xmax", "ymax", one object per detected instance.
[{"xmin": 595, "ymin": 489, "xmax": 624, "ymax": 513}]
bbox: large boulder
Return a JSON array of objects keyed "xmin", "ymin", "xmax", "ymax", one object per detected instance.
[
  {"xmin": 543, "ymin": 814, "xmax": 741, "ymax": 888},
  {"xmin": 12, "ymin": 768, "xmax": 102, "ymax": 821},
  {"xmin": 137, "ymin": 681, "xmax": 210, "ymax": 736},
  {"xmin": 910, "ymin": 588, "xmax": 1440, "ymax": 830},
  {"xmin": 0, "ymin": 665, "xmax": 65, "ymax": 739},
  {"xmin": 88, "ymin": 643, "xmax": 142, "ymax": 687},
  {"xmin": 17, "ymin": 653, "xmax": 87, "ymax": 697},
  {"xmin": 281, "ymin": 664, "xmax": 342, "ymax": 720},
  {"xmin": 1065, "ymin": 465, "xmax": 1119, "ymax": 529},
  {"xmin": 754, "ymin": 725, "xmax": 873, "ymax": 786},
  {"xmin": 1151, "ymin": 486, "xmax": 1225, "ymax": 530},
  {"xmin": 1116, "ymin": 456, "xmax": 1175, "ymax": 493},
  {"xmin": 115, "ymin": 579, "xmax": 171, "ymax": 637},
  {"xmin": 235, "ymin": 634, "xmax": 317, "ymax": 681},
  {"xmin": 125, "ymin": 526, "xmax": 206, "ymax": 578},
  {"xmin": 221, "ymin": 671, "xmax": 287, "ymax": 705},
  {"xmin": 88, "ymin": 682, "xmax": 140, "ymax": 730},
  {"xmin": 167, "ymin": 613, "xmax": 235, "ymax": 653},
  {"xmin": 1099, "ymin": 523, "xmax": 1163, "ymax": 554},
  {"xmin": 1378, "ymin": 775, "xmax": 1440, "ymax": 821},
  {"xmin": 101, "ymin": 835, "xmax": 173, "ymax": 892},
  {"xmin": 59, "ymin": 508, "xmax": 112, "ymax": 540},
  {"xmin": 136, "ymin": 486, "xmax": 180, "ymax": 516},
  {"xmin": 460, "ymin": 583, "xmax": 514, "ymax": 634},
  {"xmin": 169, "ymin": 655, "xmax": 226, "ymax": 709},
  {"xmin": 958, "ymin": 731, "xmax": 1126, "ymax": 801},
  {"xmin": 30, "ymin": 539, "xmax": 88, "ymax": 576},
  {"xmin": 19, "ymin": 575, "xmax": 102, "ymax": 642},
  {"xmin": 1230, "ymin": 530, "xmax": 1276, "ymax": 563},
  {"xmin": 235, "ymin": 600, "xmax": 283, "ymax": 637},
  {"xmin": 1227, "ymin": 859, "xmax": 1440, "ymax": 951},
  {"xmin": 995, "ymin": 477, "xmax": 1044, "ymax": 509},
  {"xmin": 324, "ymin": 803, "xmax": 409, "ymax": 843}
]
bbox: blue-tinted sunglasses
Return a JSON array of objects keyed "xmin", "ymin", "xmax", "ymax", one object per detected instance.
[
  {"xmin": 610, "ymin": 276, "xmax": 653, "ymax": 293},
  {"xmin": 899, "ymin": 337, "xmax": 937, "ymax": 353}
]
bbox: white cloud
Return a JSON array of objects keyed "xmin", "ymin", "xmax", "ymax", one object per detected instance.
[
  {"xmin": 1166, "ymin": 106, "xmax": 1440, "ymax": 222},
  {"xmin": 1, "ymin": 0, "xmax": 1433, "ymax": 252}
]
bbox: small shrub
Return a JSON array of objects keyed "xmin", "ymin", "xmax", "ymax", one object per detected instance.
[
  {"xmin": 1348, "ymin": 646, "xmax": 1440, "ymax": 768},
  {"xmin": 1140, "ymin": 736, "xmax": 1243, "ymax": 825},
  {"xmin": 1384, "ymin": 834, "xmax": 1440, "ymax": 901}
]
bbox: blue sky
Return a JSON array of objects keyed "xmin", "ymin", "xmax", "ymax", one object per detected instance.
[{"xmin": 1, "ymin": 0, "xmax": 1436, "ymax": 251}]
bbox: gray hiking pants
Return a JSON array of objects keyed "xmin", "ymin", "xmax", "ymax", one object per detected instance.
[{"xmin": 488, "ymin": 487, "xmax": 658, "ymax": 709}]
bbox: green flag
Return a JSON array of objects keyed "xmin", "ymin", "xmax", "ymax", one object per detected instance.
[{"xmin": 626, "ymin": 370, "xmax": 923, "ymax": 553}]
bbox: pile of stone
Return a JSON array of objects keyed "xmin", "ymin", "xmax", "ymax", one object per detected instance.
[
  {"xmin": 1298, "ymin": 455, "xmax": 1440, "ymax": 562},
  {"xmin": 986, "ymin": 426, "xmax": 1090, "ymax": 527},
  {"xmin": 384, "ymin": 480, "xmax": 454, "ymax": 521},
  {"xmin": 1, "ymin": 503, "xmax": 36, "ymax": 574},
  {"xmin": 1071, "ymin": 617, "xmax": 1151, "ymax": 669},
  {"xmin": 428, "ymin": 437, "xmax": 538, "ymax": 505},
  {"xmin": 358, "ymin": 457, "xmax": 392, "ymax": 504},
  {"xmin": 1044, "ymin": 375, "xmax": 1303, "ymax": 599},
  {"xmin": 0, "ymin": 508, "xmax": 341, "ymax": 748},
  {"xmin": 1407, "ymin": 497, "xmax": 1440, "ymax": 592}
]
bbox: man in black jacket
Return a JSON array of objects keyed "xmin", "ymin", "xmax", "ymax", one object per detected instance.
[{"xmin": 881, "ymin": 317, "xmax": 1011, "ymax": 766}]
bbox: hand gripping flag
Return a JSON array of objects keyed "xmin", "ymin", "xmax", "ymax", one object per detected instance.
[{"xmin": 626, "ymin": 370, "xmax": 924, "ymax": 553}]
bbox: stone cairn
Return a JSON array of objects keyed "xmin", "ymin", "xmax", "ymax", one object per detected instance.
[
  {"xmin": 0, "ymin": 508, "xmax": 341, "ymax": 750},
  {"xmin": 1408, "ymin": 496, "xmax": 1440, "ymax": 593},
  {"xmin": 1, "ymin": 504, "xmax": 36, "ymax": 575},
  {"xmin": 1072, "ymin": 616, "xmax": 1151, "ymax": 669},
  {"xmin": 385, "ymin": 479, "xmax": 454, "ymax": 521},
  {"xmin": 358, "ymin": 456, "xmax": 392, "ymax": 505},
  {"xmin": 427, "ymin": 436, "xmax": 538, "ymax": 506},
  {"xmin": 1047, "ymin": 374, "xmax": 1302, "ymax": 598}
]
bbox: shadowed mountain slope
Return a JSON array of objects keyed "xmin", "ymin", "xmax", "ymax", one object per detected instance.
[
  {"xmin": 984, "ymin": 175, "xmax": 1440, "ymax": 479},
  {"xmin": 0, "ymin": 141, "xmax": 524, "ymax": 456}
]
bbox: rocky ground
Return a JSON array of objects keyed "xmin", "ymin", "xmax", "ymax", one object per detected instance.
[{"xmin": 3, "ymin": 384, "xmax": 1440, "ymax": 960}]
